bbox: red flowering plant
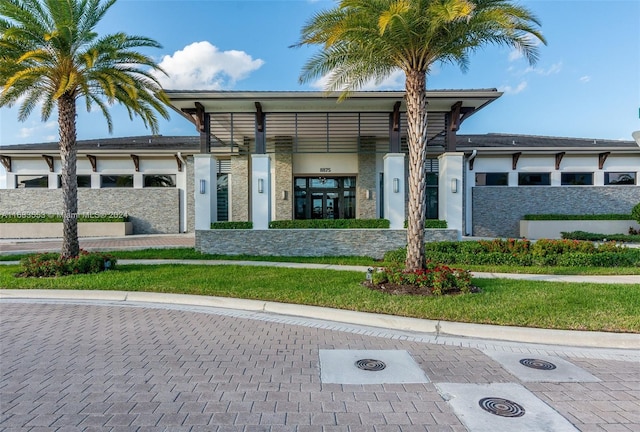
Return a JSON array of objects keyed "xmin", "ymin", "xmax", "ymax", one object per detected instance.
[
  {"xmin": 18, "ymin": 250, "xmax": 116, "ymax": 277},
  {"xmin": 369, "ymin": 260, "xmax": 473, "ymax": 296}
]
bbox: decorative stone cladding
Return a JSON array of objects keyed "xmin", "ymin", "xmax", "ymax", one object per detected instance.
[
  {"xmin": 186, "ymin": 156, "xmax": 195, "ymax": 232},
  {"xmin": 0, "ymin": 189, "xmax": 179, "ymax": 234},
  {"xmin": 472, "ymin": 186, "xmax": 640, "ymax": 238},
  {"xmin": 231, "ymin": 155, "xmax": 249, "ymax": 221},
  {"xmin": 196, "ymin": 228, "xmax": 458, "ymax": 259},
  {"xmin": 274, "ymin": 137, "xmax": 293, "ymax": 220},
  {"xmin": 357, "ymin": 153, "xmax": 377, "ymax": 219}
]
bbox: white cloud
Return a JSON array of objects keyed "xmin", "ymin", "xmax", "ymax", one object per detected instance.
[
  {"xmin": 579, "ymin": 75, "xmax": 591, "ymax": 83},
  {"xmin": 310, "ymin": 69, "xmax": 405, "ymax": 91},
  {"xmin": 499, "ymin": 81, "xmax": 528, "ymax": 95},
  {"xmin": 17, "ymin": 120, "xmax": 56, "ymax": 139},
  {"xmin": 155, "ymin": 41, "xmax": 264, "ymax": 90},
  {"xmin": 508, "ymin": 50, "xmax": 523, "ymax": 62},
  {"xmin": 523, "ymin": 61, "xmax": 563, "ymax": 76}
]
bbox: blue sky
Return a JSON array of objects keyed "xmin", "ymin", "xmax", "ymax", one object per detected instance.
[{"xmin": 1, "ymin": 0, "xmax": 639, "ymax": 147}]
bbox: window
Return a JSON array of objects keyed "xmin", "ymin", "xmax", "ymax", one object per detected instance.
[
  {"xmin": 605, "ymin": 172, "xmax": 636, "ymax": 185},
  {"xmin": 217, "ymin": 174, "xmax": 229, "ymax": 222},
  {"xmin": 16, "ymin": 175, "xmax": 48, "ymax": 188},
  {"xmin": 561, "ymin": 173, "xmax": 593, "ymax": 186},
  {"xmin": 518, "ymin": 173, "xmax": 550, "ymax": 186},
  {"xmin": 476, "ymin": 173, "xmax": 508, "ymax": 186},
  {"xmin": 56, "ymin": 175, "xmax": 91, "ymax": 188},
  {"xmin": 101, "ymin": 175, "xmax": 133, "ymax": 188},
  {"xmin": 143, "ymin": 174, "xmax": 176, "ymax": 187}
]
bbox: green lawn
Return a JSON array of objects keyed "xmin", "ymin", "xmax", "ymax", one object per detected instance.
[{"xmin": 1, "ymin": 263, "xmax": 638, "ymax": 333}]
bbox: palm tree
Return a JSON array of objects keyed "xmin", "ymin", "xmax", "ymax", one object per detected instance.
[
  {"xmin": 0, "ymin": 0, "xmax": 170, "ymax": 257},
  {"xmin": 295, "ymin": 0, "xmax": 546, "ymax": 271}
]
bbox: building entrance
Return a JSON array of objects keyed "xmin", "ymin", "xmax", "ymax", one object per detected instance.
[{"xmin": 294, "ymin": 177, "xmax": 356, "ymax": 220}]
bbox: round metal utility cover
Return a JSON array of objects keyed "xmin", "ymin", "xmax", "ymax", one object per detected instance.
[
  {"xmin": 354, "ymin": 359, "xmax": 386, "ymax": 371},
  {"xmin": 519, "ymin": 358, "xmax": 557, "ymax": 370},
  {"xmin": 478, "ymin": 397, "xmax": 526, "ymax": 417}
]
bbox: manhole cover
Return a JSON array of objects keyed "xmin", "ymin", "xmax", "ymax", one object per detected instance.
[
  {"xmin": 355, "ymin": 359, "xmax": 386, "ymax": 371},
  {"xmin": 519, "ymin": 358, "xmax": 557, "ymax": 370},
  {"xmin": 478, "ymin": 397, "xmax": 525, "ymax": 417}
]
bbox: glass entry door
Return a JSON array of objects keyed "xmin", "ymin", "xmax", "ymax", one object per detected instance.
[{"xmin": 295, "ymin": 177, "xmax": 356, "ymax": 220}]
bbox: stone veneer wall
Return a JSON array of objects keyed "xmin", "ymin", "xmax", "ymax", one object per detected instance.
[
  {"xmin": 231, "ymin": 155, "xmax": 249, "ymax": 221},
  {"xmin": 357, "ymin": 153, "xmax": 377, "ymax": 219},
  {"xmin": 274, "ymin": 153, "xmax": 293, "ymax": 221},
  {"xmin": 196, "ymin": 229, "xmax": 458, "ymax": 259},
  {"xmin": 186, "ymin": 156, "xmax": 194, "ymax": 232},
  {"xmin": 0, "ymin": 189, "xmax": 179, "ymax": 234},
  {"xmin": 473, "ymin": 186, "xmax": 640, "ymax": 238}
]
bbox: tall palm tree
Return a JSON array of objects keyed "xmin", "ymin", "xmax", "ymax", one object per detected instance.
[
  {"xmin": 0, "ymin": 0, "xmax": 170, "ymax": 257},
  {"xmin": 295, "ymin": 0, "xmax": 546, "ymax": 271}
]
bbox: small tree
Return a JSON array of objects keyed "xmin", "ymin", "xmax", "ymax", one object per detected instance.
[{"xmin": 0, "ymin": 0, "xmax": 170, "ymax": 257}]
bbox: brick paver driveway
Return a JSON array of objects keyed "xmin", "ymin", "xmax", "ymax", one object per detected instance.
[{"xmin": 1, "ymin": 301, "xmax": 639, "ymax": 431}]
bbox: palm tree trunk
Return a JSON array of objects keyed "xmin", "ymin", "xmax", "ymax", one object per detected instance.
[
  {"xmin": 404, "ymin": 69, "xmax": 428, "ymax": 271},
  {"xmin": 58, "ymin": 93, "xmax": 79, "ymax": 258}
]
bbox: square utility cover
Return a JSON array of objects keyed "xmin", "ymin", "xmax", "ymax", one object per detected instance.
[
  {"xmin": 483, "ymin": 351, "xmax": 600, "ymax": 383},
  {"xmin": 436, "ymin": 382, "xmax": 579, "ymax": 432},
  {"xmin": 319, "ymin": 349, "xmax": 430, "ymax": 384}
]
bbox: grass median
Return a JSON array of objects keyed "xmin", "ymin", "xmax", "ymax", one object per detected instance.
[{"xmin": 1, "ymin": 263, "xmax": 638, "ymax": 333}]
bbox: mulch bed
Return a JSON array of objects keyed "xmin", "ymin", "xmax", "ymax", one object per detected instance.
[{"xmin": 362, "ymin": 281, "xmax": 481, "ymax": 296}]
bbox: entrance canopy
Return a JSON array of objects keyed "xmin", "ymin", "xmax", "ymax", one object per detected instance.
[{"xmin": 166, "ymin": 90, "xmax": 502, "ymax": 154}]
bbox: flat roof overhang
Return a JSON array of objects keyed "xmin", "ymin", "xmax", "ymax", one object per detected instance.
[{"xmin": 165, "ymin": 89, "xmax": 502, "ymax": 127}]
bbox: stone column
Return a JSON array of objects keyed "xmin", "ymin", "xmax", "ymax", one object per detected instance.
[
  {"xmin": 231, "ymin": 155, "xmax": 249, "ymax": 221},
  {"xmin": 274, "ymin": 137, "xmax": 293, "ymax": 221},
  {"xmin": 251, "ymin": 154, "xmax": 271, "ymax": 230},
  {"xmin": 357, "ymin": 153, "xmax": 376, "ymax": 219},
  {"xmin": 438, "ymin": 152, "xmax": 464, "ymax": 238},
  {"xmin": 194, "ymin": 154, "xmax": 216, "ymax": 231},
  {"xmin": 383, "ymin": 153, "xmax": 405, "ymax": 229}
]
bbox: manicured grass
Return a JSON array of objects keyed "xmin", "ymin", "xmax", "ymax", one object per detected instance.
[{"xmin": 1, "ymin": 264, "xmax": 638, "ymax": 332}]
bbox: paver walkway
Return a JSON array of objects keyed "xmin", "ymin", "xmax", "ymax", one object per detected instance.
[{"xmin": 1, "ymin": 299, "xmax": 639, "ymax": 432}]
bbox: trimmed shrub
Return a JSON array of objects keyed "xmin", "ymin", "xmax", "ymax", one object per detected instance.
[
  {"xmin": 561, "ymin": 231, "xmax": 640, "ymax": 243},
  {"xmin": 0, "ymin": 213, "xmax": 128, "ymax": 223},
  {"xmin": 383, "ymin": 239, "xmax": 639, "ymax": 268},
  {"xmin": 19, "ymin": 250, "xmax": 116, "ymax": 277},
  {"xmin": 370, "ymin": 261, "xmax": 472, "ymax": 296},
  {"xmin": 210, "ymin": 221, "xmax": 253, "ymax": 229},
  {"xmin": 523, "ymin": 213, "xmax": 631, "ymax": 221},
  {"xmin": 632, "ymin": 203, "xmax": 640, "ymax": 224},
  {"xmin": 269, "ymin": 219, "xmax": 390, "ymax": 229},
  {"xmin": 404, "ymin": 219, "xmax": 448, "ymax": 228}
]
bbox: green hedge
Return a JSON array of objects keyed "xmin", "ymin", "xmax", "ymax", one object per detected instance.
[
  {"xmin": 383, "ymin": 239, "xmax": 640, "ymax": 267},
  {"xmin": 523, "ymin": 213, "xmax": 631, "ymax": 221},
  {"xmin": 210, "ymin": 221, "xmax": 253, "ymax": 229},
  {"xmin": 269, "ymin": 219, "xmax": 390, "ymax": 229},
  {"xmin": 561, "ymin": 231, "xmax": 640, "ymax": 243},
  {"xmin": 0, "ymin": 214, "xmax": 128, "ymax": 223},
  {"xmin": 404, "ymin": 219, "xmax": 448, "ymax": 228}
]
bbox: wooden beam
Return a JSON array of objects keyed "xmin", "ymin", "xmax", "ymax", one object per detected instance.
[
  {"xmin": 42, "ymin": 155, "xmax": 54, "ymax": 172},
  {"xmin": 130, "ymin": 154, "xmax": 140, "ymax": 172},
  {"xmin": 512, "ymin": 152, "xmax": 522, "ymax": 170},
  {"xmin": 449, "ymin": 101, "xmax": 462, "ymax": 132},
  {"xmin": 0, "ymin": 155, "xmax": 11, "ymax": 172},
  {"xmin": 392, "ymin": 101, "xmax": 401, "ymax": 132},
  {"xmin": 174, "ymin": 154, "xmax": 183, "ymax": 172},
  {"xmin": 195, "ymin": 102, "xmax": 205, "ymax": 132},
  {"xmin": 598, "ymin": 152, "xmax": 610, "ymax": 170},
  {"xmin": 86, "ymin": 155, "xmax": 97, "ymax": 172},
  {"xmin": 255, "ymin": 102, "xmax": 264, "ymax": 132},
  {"xmin": 555, "ymin": 152, "xmax": 565, "ymax": 170}
]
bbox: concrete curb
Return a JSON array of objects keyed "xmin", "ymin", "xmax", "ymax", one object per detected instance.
[{"xmin": 1, "ymin": 289, "xmax": 638, "ymax": 350}]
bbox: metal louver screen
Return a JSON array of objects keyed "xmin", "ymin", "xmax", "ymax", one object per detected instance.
[
  {"xmin": 209, "ymin": 113, "xmax": 255, "ymax": 153},
  {"xmin": 217, "ymin": 159, "xmax": 231, "ymax": 174}
]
